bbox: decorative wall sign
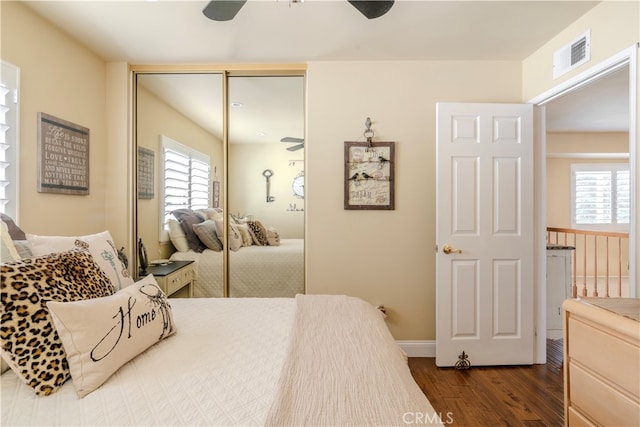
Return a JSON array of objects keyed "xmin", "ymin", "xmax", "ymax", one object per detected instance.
[
  {"xmin": 212, "ymin": 181, "xmax": 220, "ymax": 208},
  {"xmin": 37, "ymin": 112, "xmax": 90, "ymax": 195},
  {"xmin": 137, "ymin": 147, "xmax": 155, "ymax": 199},
  {"xmin": 344, "ymin": 141, "xmax": 395, "ymax": 210}
]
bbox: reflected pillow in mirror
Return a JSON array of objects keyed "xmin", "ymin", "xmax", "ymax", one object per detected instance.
[
  {"xmin": 267, "ymin": 227, "xmax": 280, "ymax": 246},
  {"xmin": 196, "ymin": 208, "xmax": 223, "ymax": 221},
  {"xmin": 171, "ymin": 209, "xmax": 206, "ymax": 253},
  {"xmin": 167, "ymin": 219, "xmax": 189, "ymax": 252},
  {"xmin": 236, "ymin": 223, "xmax": 253, "ymax": 246},
  {"xmin": 247, "ymin": 220, "xmax": 268, "ymax": 246},
  {"xmin": 192, "ymin": 220, "xmax": 223, "ymax": 252},
  {"xmin": 215, "ymin": 219, "xmax": 242, "ymax": 252}
]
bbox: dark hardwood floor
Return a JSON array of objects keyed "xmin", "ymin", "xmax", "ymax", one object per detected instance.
[{"xmin": 408, "ymin": 339, "xmax": 564, "ymax": 426}]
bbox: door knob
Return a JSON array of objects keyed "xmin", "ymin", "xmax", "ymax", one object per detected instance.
[{"xmin": 443, "ymin": 245, "xmax": 462, "ymax": 254}]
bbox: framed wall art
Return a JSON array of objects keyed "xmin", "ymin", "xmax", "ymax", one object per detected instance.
[
  {"xmin": 137, "ymin": 147, "xmax": 155, "ymax": 199},
  {"xmin": 37, "ymin": 112, "xmax": 90, "ymax": 195},
  {"xmin": 344, "ymin": 141, "xmax": 395, "ymax": 210}
]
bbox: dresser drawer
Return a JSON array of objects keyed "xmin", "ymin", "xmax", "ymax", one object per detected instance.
[
  {"xmin": 567, "ymin": 316, "xmax": 640, "ymax": 399},
  {"xmin": 567, "ymin": 406, "xmax": 595, "ymax": 427},
  {"xmin": 569, "ymin": 363, "xmax": 640, "ymax": 427}
]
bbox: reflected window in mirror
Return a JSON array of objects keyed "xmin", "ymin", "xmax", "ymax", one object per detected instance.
[{"xmin": 160, "ymin": 135, "xmax": 211, "ymax": 235}]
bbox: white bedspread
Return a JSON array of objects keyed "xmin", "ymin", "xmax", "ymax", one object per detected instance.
[
  {"xmin": 1, "ymin": 298, "xmax": 295, "ymax": 426},
  {"xmin": 266, "ymin": 295, "xmax": 443, "ymax": 426},
  {"xmin": 1, "ymin": 295, "xmax": 441, "ymax": 427},
  {"xmin": 170, "ymin": 238, "xmax": 304, "ymax": 298}
]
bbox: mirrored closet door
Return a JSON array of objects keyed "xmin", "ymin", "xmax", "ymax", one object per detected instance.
[
  {"xmin": 134, "ymin": 70, "xmax": 305, "ymax": 298},
  {"xmin": 227, "ymin": 75, "xmax": 305, "ymax": 297},
  {"xmin": 135, "ymin": 72, "xmax": 225, "ymax": 297}
]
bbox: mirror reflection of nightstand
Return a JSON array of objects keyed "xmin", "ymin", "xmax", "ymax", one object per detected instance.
[{"xmin": 144, "ymin": 260, "xmax": 194, "ymax": 298}]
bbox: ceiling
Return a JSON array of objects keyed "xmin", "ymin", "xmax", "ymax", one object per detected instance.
[
  {"xmin": 24, "ymin": 0, "xmax": 629, "ymax": 135},
  {"xmin": 24, "ymin": 1, "xmax": 601, "ymax": 63},
  {"xmin": 545, "ymin": 65, "xmax": 629, "ymax": 133}
]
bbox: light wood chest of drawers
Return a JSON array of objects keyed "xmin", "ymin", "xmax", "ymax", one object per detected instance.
[{"xmin": 563, "ymin": 298, "xmax": 639, "ymax": 426}]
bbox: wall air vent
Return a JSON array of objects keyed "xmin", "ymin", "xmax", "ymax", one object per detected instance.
[{"xmin": 553, "ymin": 30, "xmax": 591, "ymax": 79}]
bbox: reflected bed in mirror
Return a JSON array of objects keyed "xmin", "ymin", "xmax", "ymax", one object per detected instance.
[
  {"xmin": 169, "ymin": 209, "xmax": 304, "ymax": 297},
  {"xmin": 227, "ymin": 75, "xmax": 305, "ymax": 297}
]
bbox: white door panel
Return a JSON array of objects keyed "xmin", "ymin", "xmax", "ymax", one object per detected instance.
[{"xmin": 436, "ymin": 103, "xmax": 534, "ymax": 367}]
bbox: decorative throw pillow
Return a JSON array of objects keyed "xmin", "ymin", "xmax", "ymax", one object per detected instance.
[
  {"xmin": 237, "ymin": 223, "xmax": 253, "ymax": 246},
  {"xmin": 171, "ymin": 209, "xmax": 206, "ymax": 253},
  {"xmin": 47, "ymin": 274, "xmax": 176, "ymax": 398},
  {"xmin": 13, "ymin": 240, "xmax": 33, "ymax": 258},
  {"xmin": 0, "ymin": 249, "xmax": 115, "ymax": 396},
  {"xmin": 167, "ymin": 219, "xmax": 189, "ymax": 252},
  {"xmin": 267, "ymin": 227, "xmax": 281, "ymax": 246},
  {"xmin": 0, "ymin": 213, "xmax": 26, "ymax": 240},
  {"xmin": 214, "ymin": 219, "xmax": 242, "ymax": 252},
  {"xmin": 192, "ymin": 220, "xmax": 223, "ymax": 252},
  {"xmin": 1, "ymin": 221, "xmax": 20, "ymax": 263},
  {"xmin": 27, "ymin": 230, "xmax": 134, "ymax": 291},
  {"xmin": 247, "ymin": 220, "xmax": 268, "ymax": 246},
  {"xmin": 196, "ymin": 207, "xmax": 223, "ymax": 221}
]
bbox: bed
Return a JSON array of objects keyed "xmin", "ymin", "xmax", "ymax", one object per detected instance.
[
  {"xmin": 1, "ymin": 295, "xmax": 442, "ymax": 426},
  {"xmin": 170, "ymin": 238, "xmax": 304, "ymax": 298},
  {"xmin": 1, "ymin": 220, "xmax": 441, "ymax": 426}
]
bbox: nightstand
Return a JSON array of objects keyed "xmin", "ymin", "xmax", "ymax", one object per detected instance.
[{"xmin": 144, "ymin": 260, "xmax": 194, "ymax": 298}]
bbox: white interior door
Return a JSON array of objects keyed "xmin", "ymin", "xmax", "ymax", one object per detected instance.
[{"xmin": 436, "ymin": 103, "xmax": 534, "ymax": 367}]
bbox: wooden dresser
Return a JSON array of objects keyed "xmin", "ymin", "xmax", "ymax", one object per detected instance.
[{"xmin": 563, "ymin": 298, "xmax": 639, "ymax": 426}]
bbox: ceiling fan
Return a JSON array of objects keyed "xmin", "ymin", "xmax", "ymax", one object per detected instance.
[
  {"xmin": 203, "ymin": 0, "xmax": 395, "ymax": 22},
  {"xmin": 281, "ymin": 136, "xmax": 304, "ymax": 151}
]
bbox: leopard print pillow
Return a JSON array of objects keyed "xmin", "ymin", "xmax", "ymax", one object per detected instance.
[
  {"xmin": 246, "ymin": 220, "xmax": 268, "ymax": 246},
  {"xmin": 0, "ymin": 249, "xmax": 115, "ymax": 395}
]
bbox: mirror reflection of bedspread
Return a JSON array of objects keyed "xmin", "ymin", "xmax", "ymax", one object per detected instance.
[{"xmin": 169, "ymin": 239, "xmax": 304, "ymax": 297}]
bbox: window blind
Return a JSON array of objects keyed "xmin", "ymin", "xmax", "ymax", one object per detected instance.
[
  {"xmin": 573, "ymin": 164, "xmax": 629, "ymax": 225},
  {"xmin": 0, "ymin": 61, "xmax": 19, "ymax": 219}
]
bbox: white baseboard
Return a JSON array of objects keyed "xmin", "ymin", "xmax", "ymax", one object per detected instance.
[{"xmin": 397, "ymin": 340, "xmax": 436, "ymax": 357}]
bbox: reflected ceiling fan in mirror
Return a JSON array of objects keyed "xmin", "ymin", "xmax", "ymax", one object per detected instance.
[
  {"xmin": 203, "ymin": 0, "xmax": 394, "ymax": 21},
  {"xmin": 281, "ymin": 136, "xmax": 304, "ymax": 151}
]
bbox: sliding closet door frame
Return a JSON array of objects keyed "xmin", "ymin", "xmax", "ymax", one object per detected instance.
[{"xmin": 131, "ymin": 64, "xmax": 307, "ymax": 297}]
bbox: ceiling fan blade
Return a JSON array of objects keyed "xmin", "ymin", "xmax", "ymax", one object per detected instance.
[
  {"xmin": 281, "ymin": 136, "xmax": 304, "ymax": 143},
  {"xmin": 347, "ymin": 0, "xmax": 394, "ymax": 19},
  {"xmin": 286, "ymin": 143, "xmax": 304, "ymax": 152},
  {"xmin": 203, "ymin": 0, "xmax": 247, "ymax": 21}
]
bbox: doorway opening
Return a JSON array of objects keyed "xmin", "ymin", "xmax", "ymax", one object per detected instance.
[{"xmin": 529, "ymin": 45, "xmax": 637, "ymax": 363}]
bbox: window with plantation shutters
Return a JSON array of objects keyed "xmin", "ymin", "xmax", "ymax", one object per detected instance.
[
  {"xmin": 0, "ymin": 62, "xmax": 19, "ymax": 219},
  {"xmin": 571, "ymin": 163, "xmax": 629, "ymax": 228},
  {"xmin": 160, "ymin": 135, "xmax": 210, "ymax": 233}
]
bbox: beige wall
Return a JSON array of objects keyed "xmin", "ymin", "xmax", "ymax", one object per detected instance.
[
  {"xmin": 1, "ymin": 1, "xmax": 108, "ymax": 236},
  {"xmin": 229, "ymin": 143, "xmax": 304, "ymax": 238},
  {"xmin": 136, "ymin": 85, "xmax": 223, "ymax": 261},
  {"xmin": 305, "ymin": 60, "xmax": 522, "ymax": 340},
  {"xmin": 523, "ymin": 1, "xmax": 639, "ymax": 296},
  {"xmin": 522, "ymin": 1, "xmax": 639, "ymax": 101},
  {"xmin": 105, "ymin": 62, "xmax": 132, "ymax": 263},
  {"xmin": 4, "ymin": 1, "xmax": 639, "ymax": 340}
]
